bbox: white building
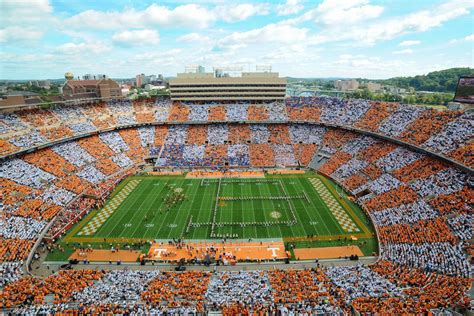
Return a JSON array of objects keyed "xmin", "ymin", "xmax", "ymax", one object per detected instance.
[{"xmin": 334, "ymin": 79, "xmax": 359, "ymax": 91}]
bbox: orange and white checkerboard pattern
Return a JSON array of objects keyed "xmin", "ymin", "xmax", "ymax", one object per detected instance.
[
  {"xmin": 309, "ymin": 178, "xmax": 359, "ymax": 232},
  {"xmin": 77, "ymin": 179, "xmax": 141, "ymax": 236}
]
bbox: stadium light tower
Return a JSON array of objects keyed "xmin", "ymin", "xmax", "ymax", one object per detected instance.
[
  {"xmin": 185, "ymin": 65, "xmax": 205, "ymax": 73},
  {"xmin": 256, "ymin": 65, "xmax": 272, "ymax": 72},
  {"xmin": 213, "ymin": 65, "xmax": 244, "ymax": 77}
]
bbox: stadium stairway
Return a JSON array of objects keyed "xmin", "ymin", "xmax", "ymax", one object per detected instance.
[{"xmin": 308, "ymin": 149, "xmax": 331, "ymax": 170}]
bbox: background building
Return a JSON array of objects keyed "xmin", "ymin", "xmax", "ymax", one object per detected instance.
[
  {"xmin": 31, "ymin": 80, "xmax": 51, "ymax": 90},
  {"xmin": 62, "ymin": 77, "xmax": 121, "ymax": 100},
  {"xmin": 136, "ymin": 74, "xmax": 145, "ymax": 87},
  {"xmin": 385, "ymin": 85, "xmax": 407, "ymax": 95},
  {"xmin": 185, "ymin": 65, "xmax": 206, "ymax": 74},
  {"xmin": 366, "ymin": 82, "xmax": 382, "ymax": 92},
  {"xmin": 0, "ymin": 92, "xmax": 43, "ymax": 109},
  {"xmin": 169, "ymin": 66, "xmax": 286, "ymax": 102},
  {"xmin": 334, "ymin": 79, "xmax": 359, "ymax": 91},
  {"xmin": 136, "ymin": 74, "xmax": 166, "ymax": 88}
]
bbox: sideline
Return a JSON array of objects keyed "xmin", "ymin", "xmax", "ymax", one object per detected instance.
[{"xmin": 40, "ymin": 256, "xmax": 378, "ymax": 274}]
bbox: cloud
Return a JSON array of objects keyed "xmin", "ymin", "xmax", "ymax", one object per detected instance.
[
  {"xmin": 297, "ymin": 0, "xmax": 384, "ymax": 26},
  {"xmin": 0, "ymin": 0, "xmax": 53, "ymax": 25},
  {"xmin": 177, "ymin": 33, "xmax": 211, "ymax": 43},
  {"xmin": 214, "ymin": 3, "xmax": 269, "ymax": 22},
  {"xmin": 144, "ymin": 4, "xmax": 216, "ymax": 28},
  {"xmin": 332, "ymin": 54, "xmax": 419, "ymax": 76},
  {"xmin": 65, "ymin": 3, "xmax": 268, "ymax": 30},
  {"xmin": 133, "ymin": 48, "xmax": 182, "ymax": 60},
  {"xmin": 353, "ymin": 0, "xmax": 473, "ymax": 44},
  {"xmin": 276, "ymin": 0, "xmax": 304, "ymax": 16},
  {"xmin": 0, "ymin": 27, "xmax": 44, "ymax": 43},
  {"xmin": 1, "ymin": 0, "xmax": 472, "ymax": 80},
  {"xmin": 299, "ymin": 0, "xmax": 474, "ymax": 46},
  {"xmin": 449, "ymin": 33, "xmax": 474, "ymax": 44},
  {"xmin": 0, "ymin": 52, "xmax": 54, "ymax": 63},
  {"xmin": 219, "ymin": 23, "xmax": 309, "ymax": 46},
  {"xmin": 263, "ymin": 44, "xmax": 317, "ymax": 62},
  {"xmin": 112, "ymin": 29, "xmax": 160, "ymax": 46},
  {"xmin": 335, "ymin": 54, "xmax": 377, "ymax": 67},
  {"xmin": 65, "ymin": 4, "xmax": 213, "ymax": 29},
  {"xmin": 0, "ymin": 0, "xmax": 54, "ymax": 43},
  {"xmin": 56, "ymin": 41, "xmax": 111, "ymax": 54},
  {"xmin": 399, "ymin": 40, "xmax": 421, "ymax": 46},
  {"xmin": 130, "ymin": 49, "xmax": 182, "ymax": 67},
  {"xmin": 330, "ymin": 54, "xmax": 431, "ymax": 79},
  {"xmin": 393, "ymin": 48, "xmax": 413, "ymax": 55}
]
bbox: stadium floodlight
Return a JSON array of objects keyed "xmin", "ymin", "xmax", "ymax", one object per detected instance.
[
  {"xmin": 256, "ymin": 65, "xmax": 272, "ymax": 72},
  {"xmin": 213, "ymin": 66, "xmax": 244, "ymax": 78},
  {"xmin": 185, "ymin": 65, "xmax": 205, "ymax": 73}
]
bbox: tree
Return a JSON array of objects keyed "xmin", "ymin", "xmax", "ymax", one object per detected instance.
[
  {"xmin": 376, "ymin": 68, "xmax": 473, "ymax": 93},
  {"xmin": 350, "ymin": 88, "xmax": 373, "ymax": 100}
]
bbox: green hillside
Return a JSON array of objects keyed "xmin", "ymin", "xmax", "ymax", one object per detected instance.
[{"xmin": 375, "ymin": 67, "xmax": 474, "ymax": 93}]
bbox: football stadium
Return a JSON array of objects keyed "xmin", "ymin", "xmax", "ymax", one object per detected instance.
[
  {"xmin": 1, "ymin": 88, "xmax": 472, "ymax": 313},
  {"xmin": 1, "ymin": 1, "xmax": 473, "ymax": 314}
]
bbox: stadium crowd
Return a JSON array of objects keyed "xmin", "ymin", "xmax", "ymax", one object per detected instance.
[
  {"xmin": 1, "ymin": 97, "xmax": 472, "ymax": 168},
  {"xmin": 0, "ymin": 96, "xmax": 472, "ymax": 314},
  {"xmin": 2, "ymin": 264, "xmax": 469, "ymax": 314},
  {"xmin": 318, "ymin": 132, "xmax": 471, "ymax": 281}
]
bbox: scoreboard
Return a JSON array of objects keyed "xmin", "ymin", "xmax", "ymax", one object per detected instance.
[{"xmin": 454, "ymin": 76, "xmax": 474, "ymax": 104}]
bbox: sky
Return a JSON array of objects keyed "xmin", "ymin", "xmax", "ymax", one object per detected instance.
[{"xmin": 0, "ymin": 0, "xmax": 473, "ymax": 80}]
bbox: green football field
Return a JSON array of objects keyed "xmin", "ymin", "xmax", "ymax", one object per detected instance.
[{"xmin": 64, "ymin": 172, "xmax": 375, "ymax": 244}]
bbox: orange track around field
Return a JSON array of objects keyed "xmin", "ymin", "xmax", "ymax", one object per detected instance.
[
  {"xmin": 148, "ymin": 241, "xmax": 288, "ymax": 261},
  {"xmin": 69, "ymin": 249, "xmax": 141, "ymax": 262}
]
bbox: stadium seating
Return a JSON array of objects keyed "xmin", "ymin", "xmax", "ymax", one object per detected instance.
[
  {"xmin": 1, "ymin": 97, "xmax": 472, "ymax": 168},
  {"xmin": 317, "ymin": 133, "xmax": 471, "ymax": 281},
  {"xmin": 0, "ymin": 96, "xmax": 472, "ymax": 314}
]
